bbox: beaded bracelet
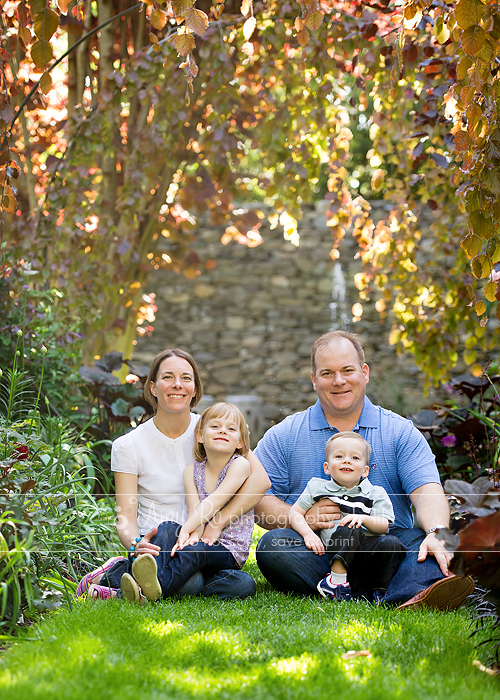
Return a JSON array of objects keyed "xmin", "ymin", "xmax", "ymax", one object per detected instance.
[{"xmin": 128, "ymin": 536, "xmax": 142, "ymax": 561}]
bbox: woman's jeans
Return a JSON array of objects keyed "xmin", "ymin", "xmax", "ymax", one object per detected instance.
[
  {"xmin": 104, "ymin": 521, "xmax": 256, "ymax": 600},
  {"xmin": 256, "ymin": 526, "xmax": 443, "ymax": 604}
]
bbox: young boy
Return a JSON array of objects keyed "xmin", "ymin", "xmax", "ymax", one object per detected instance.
[{"xmin": 288, "ymin": 431, "xmax": 406, "ymax": 601}]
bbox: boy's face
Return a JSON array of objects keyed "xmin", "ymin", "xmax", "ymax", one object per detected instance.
[{"xmin": 324, "ymin": 436, "xmax": 369, "ymax": 489}]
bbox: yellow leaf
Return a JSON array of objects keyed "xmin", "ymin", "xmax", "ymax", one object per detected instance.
[
  {"xmin": 462, "ymin": 25, "xmax": 487, "ymax": 55},
  {"xmin": 297, "ymin": 28, "xmax": 310, "ymax": 47},
  {"xmin": 171, "ymin": 0, "xmax": 193, "ymax": 16},
  {"xmin": 474, "ymin": 301, "xmax": 486, "ymax": 317},
  {"xmin": 466, "ymin": 103, "xmax": 482, "ymax": 128},
  {"xmin": 243, "ymin": 16, "xmax": 256, "ymax": 41},
  {"xmin": 241, "ymin": 0, "xmax": 252, "ymax": 17},
  {"xmin": 150, "ymin": 10, "xmax": 167, "ymax": 29},
  {"xmin": 305, "ymin": 11, "xmax": 323, "ymax": 31},
  {"xmin": 241, "ymin": 41, "xmax": 254, "ymax": 57},
  {"xmin": 471, "ymin": 254, "xmax": 491, "ymax": 278},
  {"xmin": 39, "ymin": 71, "xmax": 52, "ymax": 94},
  {"xmin": 484, "ymin": 280, "xmax": 497, "ymax": 302},
  {"xmin": 460, "ymin": 233, "xmax": 482, "ymax": 259},
  {"xmin": 173, "ymin": 32, "xmax": 196, "ymax": 56},
  {"xmin": 2, "ymin": 194, "xmax": 16, "ymax": 214},
  {"xmin": 455, "ymin": 0, "xmax": 484, "ymax": 30},
  {"xmin": 31, "ymin": 39, "xmax": 54, "ymax": 70},
  {"xmin": 463, "ymin": 347, "xmax": 478, "ymax": 364},
  {"xmin": 34, "ymin": 8, "xmax": 59, "ymax": 41},
  {"xmin": 184, "ymin": 8, "xmax": 208, "ymax": 36},
  {"xmin": 456, "ymin": 55, "xmax": 473, "ymax": 80},
  {"xmin": 404, "ymin": 3, "xmax": 418, "ymax": 21}
]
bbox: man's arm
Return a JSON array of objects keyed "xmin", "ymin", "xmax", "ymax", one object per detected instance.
[
  {"xmin": 410, "ymin": 482, "xmax": 452, "ymax": 577},
  {"xmin": 254, "ymin": 494, "xmax": 341, "ymax": 531}
]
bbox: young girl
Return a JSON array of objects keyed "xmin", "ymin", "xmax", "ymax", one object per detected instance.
[{"xmin": 120, "ymin": 402, "xmax": 255, "ymax": 602}]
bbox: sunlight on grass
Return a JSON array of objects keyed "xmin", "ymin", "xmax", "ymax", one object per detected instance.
[{"xmin": 270, "ymin": 653, "xmax": 319, "ymax": 678}]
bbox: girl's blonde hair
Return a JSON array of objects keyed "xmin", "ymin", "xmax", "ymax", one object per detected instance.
[{"xmin": 193, "ymin": 402, "xmax": 250, "ymax": 461}]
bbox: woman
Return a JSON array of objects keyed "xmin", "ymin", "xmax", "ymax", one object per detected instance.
[{"xmin": 85, "ymin": 348, "xmax": 270, "ymax": 599}]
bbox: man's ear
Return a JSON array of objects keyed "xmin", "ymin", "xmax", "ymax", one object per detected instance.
[
  {"xmin": 362, "ymin": 363, "xmax": 369, "ymax": 385},
  {"xmin": 311, "ymin": 370, "xmax": 317, "ymax": 391}
]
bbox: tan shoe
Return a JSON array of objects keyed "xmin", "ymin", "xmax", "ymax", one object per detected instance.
[
  {"xmin": 397, "ymin": 575, "xmax": 474, "ymax": 611},
  {"xmin": 131, "ymin": 553, "xmax": 162, "ymax": 601}
]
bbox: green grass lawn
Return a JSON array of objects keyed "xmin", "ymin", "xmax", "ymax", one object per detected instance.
[{"xmin": 1, "ymin": 554, "xmax": 499, "ymax": 700}]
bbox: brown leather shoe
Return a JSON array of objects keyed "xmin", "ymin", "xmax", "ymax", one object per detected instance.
[{"xmin": 397, "ymin": 575, "xmax": 474, "ymax": 611}]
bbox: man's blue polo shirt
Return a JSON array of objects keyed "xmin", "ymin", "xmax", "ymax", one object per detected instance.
[{"xmin": 254, "ymin": 397, "xmax": 439, "ymax": 530}]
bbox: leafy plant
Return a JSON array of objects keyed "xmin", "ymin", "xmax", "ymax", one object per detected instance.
[{"xmin": 411, "ymin": 373, "xmax": 500, "ymax": 484}]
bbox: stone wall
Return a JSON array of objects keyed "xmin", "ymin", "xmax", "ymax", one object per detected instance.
[{"xmin": 134, "ymin": 200, "xmax": 441, "ymax": 443}]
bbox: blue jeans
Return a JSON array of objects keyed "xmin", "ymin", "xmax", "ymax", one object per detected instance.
[
  {"xmin": 255, "ymin": 526, "xmax": 443, "ymax": 604},
  {"xmin": 104, "ymin": 521, "xmax": 255, "ymax": 600}
]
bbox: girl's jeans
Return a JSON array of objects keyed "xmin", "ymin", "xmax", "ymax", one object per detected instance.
[{"xmin": 104, "ymin": 521, "xmax": 255, "ymax": 600}]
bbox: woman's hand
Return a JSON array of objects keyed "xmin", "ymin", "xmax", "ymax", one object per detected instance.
[
  {"xmin": 134, "ymin": 527, "xmax": 161, "ymax": 557},
  {"xmin": 170, "ymin": 528, "xmax": 191, "ymax": 557}
]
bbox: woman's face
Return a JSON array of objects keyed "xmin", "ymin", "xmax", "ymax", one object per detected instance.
[{"xmin": 150, "ymin": 356, "xmax": 196, "ymax": 416}]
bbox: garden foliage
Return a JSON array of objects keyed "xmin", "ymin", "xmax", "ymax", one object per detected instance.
[{"xmin": 4, "ymin": 1, "xmax": 500, "ymax": 381}]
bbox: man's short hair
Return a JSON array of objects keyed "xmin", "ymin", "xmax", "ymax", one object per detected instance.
[
  {"xmin": 311, "ymin": 330, "xmax": 365, "ymax": 374},
  {"xmin": 325, "ymin": 431, "xmax": 371, "ymax": 465}
]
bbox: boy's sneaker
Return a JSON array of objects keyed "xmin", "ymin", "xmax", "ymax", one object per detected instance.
[{"xmin": 317, "ymin": 577, "xmax": 352, "ymax": 601}]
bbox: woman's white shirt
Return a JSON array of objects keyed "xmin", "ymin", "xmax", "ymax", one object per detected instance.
[{"xmin": 111, "ymin": 414, "xmax": 198, "ymax": 533}]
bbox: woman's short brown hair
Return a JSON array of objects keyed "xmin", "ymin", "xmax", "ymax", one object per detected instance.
[
  {"xmin": 144, "ymin": 348, "xmax": 203, "ymax": 410},
  {"xmin": 193, "ymin": 402, "xmax": 250, "ymax": 461}
]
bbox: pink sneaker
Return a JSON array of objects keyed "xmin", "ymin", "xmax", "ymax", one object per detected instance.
[
  {"xmin": 87, "ymin": 584, "xmax": 117, "ymax": 600},
  {"xmin": 76, "ymin": 556, "xmax": 127, "ymax": 597}
]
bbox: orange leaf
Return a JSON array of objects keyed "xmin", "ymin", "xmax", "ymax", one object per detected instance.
[
  {"xmin": 39, "ymin": 72, "xmax": 52, "ymax": 94},
  {"xmin": 184, "ymin": 8, "xmax": 208, "ymax": 36},
  {"xmin": 31, "ymin": 39, "xmax": 54, "ymax": 70},
  {"xmin": 173, "ymin": 32, "xmax": 196, "ymax": 56},
  {"xmin": 2, "ymin": 194, "xmax": 16, "ymax": 215},
  {"xmin": 188, "ymin": 53, "xmax": 199, "ymax": 77},
  {"xmin": 58, "ymin": 0, "xmax": 69, "ymax": 13},
  {"xmin": 243, "ymin": 16, "xmax": 256, "ymax": 41},
  {"xmin": 150, "ymin": 10, "xmax": 167, "ymax": 29},
  {"xmin": 462, "ymin": 25, "xmax": 487, "ymax": 55},
  {"xmin": 454, "ymin": 130, "xmax": 471, "ymax": 152},
  {"xmin": 305, "ymin": 11, "xmax": 323, "ymax": 31},
  {"xmin": 297, "ymin": 28, "xmax": 310, "ymax": 47}
]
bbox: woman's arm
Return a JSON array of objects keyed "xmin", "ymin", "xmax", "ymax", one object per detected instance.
[{"xmin": 114, "ymin": 471, "xmax": 160, "ymax": 557}]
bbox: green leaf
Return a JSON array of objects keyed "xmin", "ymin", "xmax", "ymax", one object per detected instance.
[
  {"xmin": 34, "ymin": 9, "xmax": 59, "ymax": 41},
  {"xmin": 31, "ymin": 39, "xmax": 53, "ymax": 70},
  {"xmin": 110, "ymin": 398, "xmax": 131, "ymax": 417},
  {"xmin": 461, "ymin": 233, "xmax": 482, "ymax": 259},
  {"xmin": 471, "ymin": 254, "xmax": 491, "ymax": 278},
  {"xmin": 470, "ymin": 211, "xmax": 495, "ymax": 239}
]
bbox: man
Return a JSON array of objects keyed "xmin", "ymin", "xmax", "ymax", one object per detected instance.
[{"xmin": 254, "ymin": 330, "xmax": 474, "ymax": 609}]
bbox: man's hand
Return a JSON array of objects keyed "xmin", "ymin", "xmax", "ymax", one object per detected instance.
[
  {"xmin": 417, "ymin": 533, "xmax": 453, "ymax": 577},
  {"xmin": 201, "ymin": 520, "xmax": 223, "ymax": 546},
  {"xmin": 304, "ymin": 498, "xmax": 341, "ymax": 530},
  {"xmin": 304, "ymin": 532, "xmax": 325, "ymax": 555}
]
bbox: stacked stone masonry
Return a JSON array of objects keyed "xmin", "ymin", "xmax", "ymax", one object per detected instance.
[{"xmin": 135, "ymin": 200, "xmax": 441, "ymax": 443}]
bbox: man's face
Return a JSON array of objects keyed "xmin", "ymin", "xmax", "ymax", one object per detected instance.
[{"xmin": 311, "ymin": 338, "xmax": 369, "ymax": 422}]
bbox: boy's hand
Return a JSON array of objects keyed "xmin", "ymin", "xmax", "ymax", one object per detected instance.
[
  {"xmin": 339, "ymin": 514, "xmax": 366, "ymax": 529},
  {"xmin": 304, "ymin": 533, "xmax": 325, "ymax": 555}
]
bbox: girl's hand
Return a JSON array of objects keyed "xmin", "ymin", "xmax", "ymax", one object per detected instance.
[
  {"xmin": 134, "ymin": 527, "xmax": 161, "ymax": 557},
  {"xmin": 304, "ymin": 533, "xmax": 325, "ymax": 555},
  {"xmin": 201, "ymin": 521, "xmax": 223, "ymax": 546},
  {"xmin": 171, "ymin": 529, "xmax": 190, "ymax": 557},
  {"xmin": 339, "ymin": 514, "xmax": 366, "ymax": 529}
]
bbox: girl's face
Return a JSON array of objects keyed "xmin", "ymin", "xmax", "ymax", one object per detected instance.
[
  {"xmin": 150, "ymin": 356, "xmax": 195, "ymax": 416},
  {"xmin": 198, "ymin": 414, "xmax": 243, "ymax": 456}
]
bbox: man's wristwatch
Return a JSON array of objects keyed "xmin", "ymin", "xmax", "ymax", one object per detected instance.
[{"xmin": 425, "ymin": 525, "xmax": 448, "ymax": 536}]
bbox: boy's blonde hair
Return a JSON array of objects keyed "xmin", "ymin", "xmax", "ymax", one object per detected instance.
[
  {"xmin": 193, "ymin": 402, "xmax": 250, "ymax": 461},
  {"xmin": 325, "ymin": 431, "xmax": 371, "ymax": 465}
]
